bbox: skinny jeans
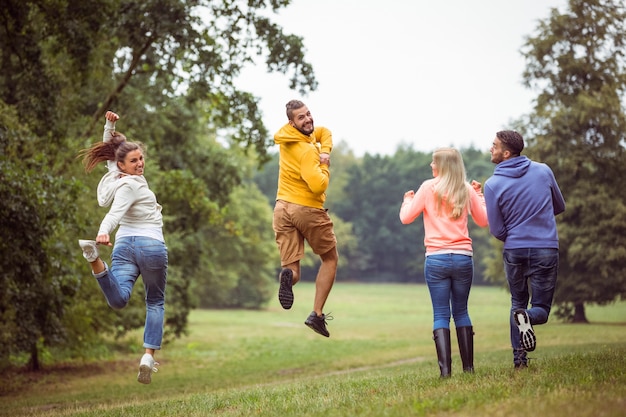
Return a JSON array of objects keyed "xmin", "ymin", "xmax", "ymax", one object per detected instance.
[
  {"xmin": 94, "ymin": 236, "xmax": 168, "ymax": 350},
  {"xmin": 504, "ymin": 248, "xmax": 558, "ymax": 363},
  {"xmin": 424, "ymin": 253, "xmax": 474, "ymax": 330}
]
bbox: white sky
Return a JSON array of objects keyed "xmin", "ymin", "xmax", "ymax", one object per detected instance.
[{"xmin": 236, "ymin": 0, "xmax": 568, "ymax": 156}]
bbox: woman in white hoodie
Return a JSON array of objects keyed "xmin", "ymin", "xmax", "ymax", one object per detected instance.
[{"xmin": 78, "ymin": 111, "xmax": 167, "ymax": 384}]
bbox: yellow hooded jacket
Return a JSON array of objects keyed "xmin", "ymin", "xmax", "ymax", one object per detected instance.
[{"xmin": 274, "ymin": 124, "xmax": 333, "ymax": 209}]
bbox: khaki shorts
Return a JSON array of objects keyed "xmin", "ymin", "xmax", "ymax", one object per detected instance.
[{"xmin": 273, "ymin": 200, "xmax": 337, "ymax": 266}]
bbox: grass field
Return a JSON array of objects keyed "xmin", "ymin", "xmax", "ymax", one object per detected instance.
[{"xmin": 2, "ymin": 283, "xmax": 625, "ymax": 417}]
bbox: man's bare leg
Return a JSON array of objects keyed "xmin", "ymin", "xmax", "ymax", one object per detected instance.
[
  {"xmin": 283, "ymin": 261, "xmax": 301, "ymax": 285},
  {"xmin": 313, "ymin": 247, "xmax": 338, "ymax": 316}
]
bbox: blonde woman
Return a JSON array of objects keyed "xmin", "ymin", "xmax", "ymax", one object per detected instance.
[{"xmin": 399, "ymin": 147, "xmax": 488, "ymax": 378}]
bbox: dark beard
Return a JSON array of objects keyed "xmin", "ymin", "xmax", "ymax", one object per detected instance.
[{"xmin": 296, "ymin": 125, "xmax": 314, "ymax": 136}]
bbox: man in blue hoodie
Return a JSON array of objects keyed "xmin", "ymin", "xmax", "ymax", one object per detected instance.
[{"xmin": 484, "ymin": 130, "xmax": 566, "ymax": 369}]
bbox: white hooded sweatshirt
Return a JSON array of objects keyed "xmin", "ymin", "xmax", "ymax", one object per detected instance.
[{"xmin": 96, "ymin": 120, "xmax": 163, "ymax": 241}]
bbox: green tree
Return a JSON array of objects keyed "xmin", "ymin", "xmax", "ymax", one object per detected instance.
[
  {"xmin": 79, "ymin": 0, "xmax": 317, "ymax": 163},
  {"xmin": 463, "ymin": 145, "xmax": 495, "ymax": 186},
  {"xmin": 190, "ymin": 182, "xmax": 278, "ymax": 309},
  {"xmin": 332, "ymin": 147, "xmax": 433, "ymax": 282},
  {"xmin": 0, "ymin": 0, "xmax": 319, "ymax": 367},
  {"xmin": 252, "ymin": 152, "xmax": 280, "ymax": 207},
  {"xmin": 518, "ymin": 0, "xmax": 626, "ymax": 321},
  {"xmin": 0, "ymin": 104, "xmax": 86, "ymax": 371}
]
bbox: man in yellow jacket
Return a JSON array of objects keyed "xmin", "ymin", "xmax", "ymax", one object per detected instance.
[{"xmin": 273, "ymin": 99, "xmax": 338, "ymax": 337}]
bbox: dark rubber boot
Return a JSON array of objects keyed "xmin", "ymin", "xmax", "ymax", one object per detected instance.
[
  {"xmin": 456, "ymin": 326, "xmax": 475, "ymax": 373},
  {"xmin": 514, "ymin": 347, "xmax": 528, "ymax": 369},
  {"xmin": 433, "ymin": 328, "xmax": 452, "ymax": 378}
]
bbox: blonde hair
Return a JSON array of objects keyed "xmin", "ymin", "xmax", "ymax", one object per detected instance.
[{"xmin": 432, "ymin": 147, "xmax": 469, "ymax": 219}]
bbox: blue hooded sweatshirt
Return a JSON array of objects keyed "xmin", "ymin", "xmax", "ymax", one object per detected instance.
[{"xmin": 484, "ymin": 156, "xmax": 565, "ymax": 249}]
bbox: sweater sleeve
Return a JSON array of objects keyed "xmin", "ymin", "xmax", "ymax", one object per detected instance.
[
  {"xmin": 484, "ymin": 183, "xmax": 507, "ymax": 241},
  {"xmin": 468, "ymin": 183, "xmax": 488, "ymax": 227},
  {"xmin": 103, "ymin": 119, "xmax": 116, "ymax": 142},
  {"xmin": 550, "ymin": 171, "xmax": 566, "ymax": 215},
  {"xmin": 103, "ymin": 119, "xmax": 118, "ymax": 172},
  {"xmin": 399, "ymin": 182, "xmax": 428, "ymax": 224},
  {"xmin": 300, "ymin": 147, "xmax": 330, "ymax": 195},
  {"xmin": 98, "ymin": 182, "xmax": 136, "ymax": 235},
  {"xmin": 313, "ymin": 127, "xmax": 333, "ymax": 154}
]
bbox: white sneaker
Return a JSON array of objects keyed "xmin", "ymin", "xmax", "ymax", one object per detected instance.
[
  {"xmin": 78, "ymin": 240, "xmax": 99, "ymax": 262},
  {"xmin": 137, "ymin": 353, "xmax": 159, "ymax": 384}
]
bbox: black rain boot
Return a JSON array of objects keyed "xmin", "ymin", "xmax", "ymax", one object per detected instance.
[
  {"xmin": 433, "ymin": 328, "xmax": 452, "ymax": 378},
  {"xmin": 513, "ymin": 348, "xmax": 528, "ymax": 369},
  {"xmin": 456, "ymin": 326, "xmax": 475, "ymax": 373}
]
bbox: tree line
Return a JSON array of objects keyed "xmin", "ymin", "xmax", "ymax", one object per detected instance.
[
  {"xmin": 251, "ymin": 143, "xmax": 496, "ymax": 285},
  {"xmin": 1, "ymin": 0, "xmax": 625, "ymax": 371}
]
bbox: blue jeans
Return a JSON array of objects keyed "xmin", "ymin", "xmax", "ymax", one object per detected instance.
[
  {"xmin": 424, "ymin": 254, "xmax": 474, "ymax": 330},
  {"xmin": 94, "ymin": 236, "xmax": 168, "ymax": 350},
  {"xmin": 504, "ymin": 248, "xmax": 558, "ymax": 362}
]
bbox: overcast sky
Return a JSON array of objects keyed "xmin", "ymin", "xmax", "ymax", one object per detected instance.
[{"xmin": 236, "ymin": 0, "xmax": 568, "ymax": 156}]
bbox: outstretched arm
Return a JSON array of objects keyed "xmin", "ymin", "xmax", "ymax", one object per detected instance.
[
  {"xmin": 103, "ymin": 111, "xmax": 119, "ymax": 143},
  {"xmin": 103, "ymin": 111, "xmax": 120, "ymax": 171}
]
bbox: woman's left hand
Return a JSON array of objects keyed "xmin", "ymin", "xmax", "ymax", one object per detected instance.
[
  {"xmin": 105, "ymin": 111, "xmax": 119, "ymax": 122},
  {"xmin": 96, "ymin": 233, "xmax": 113, "ymax": 246}
]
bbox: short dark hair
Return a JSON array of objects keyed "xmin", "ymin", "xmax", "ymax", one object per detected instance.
[
  {"xmin": 496, "ymin": 130, "xmax": 524, "ymax": 156},
  {"xmin": 285, "ymin": 100, "xmax": 306, "ymax": 121}
]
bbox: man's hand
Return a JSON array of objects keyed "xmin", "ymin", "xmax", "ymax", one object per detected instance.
[{"xmin": 320, "ymin": 152, "xmax": 330, "ymax": 166}]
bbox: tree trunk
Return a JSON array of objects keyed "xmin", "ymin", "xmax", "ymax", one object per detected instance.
[
  {"xmin": 28, "ymin": 342, "xmax": 40, "ymax": 371},
  {"xmin": 572, "ymin": 302, "xmax": 588, "ymax": 323}
]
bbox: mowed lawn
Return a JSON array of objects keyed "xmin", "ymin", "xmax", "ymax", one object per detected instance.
[{"xmin": 2, "ymin": 283, "xmax": 625, "ymax": 417}]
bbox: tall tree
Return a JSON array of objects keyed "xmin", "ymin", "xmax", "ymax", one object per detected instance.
[
  {"xmin": 518, "ymin": 0, "xmax": 626, "ymax": 321},
  {"xmin": 0, "ymin": 104, "xmax": 86, "ymax": 371},
  {"xmin": 0, "ymin": 0, "xmax": 319, "ymax": 368},
  {"xmin": 78, "ymin": 0, "xmax": 317, "ymax": 164}
]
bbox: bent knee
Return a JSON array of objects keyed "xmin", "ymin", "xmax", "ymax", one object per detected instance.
[
  {"xmin": 530, "ymin": 308, "xmax": 550, "ymax": 325},
  {"xmin": 108, "ymin": 300, "xmax": 129, "ymax": 310},
  {"xmin": 320, "ymin": 247, "xmax": 338, "ymax": 263}
]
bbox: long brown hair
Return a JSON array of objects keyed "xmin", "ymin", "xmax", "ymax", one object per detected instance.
[{"xmin": 78, "ymin": 132, "xmax": 144, "ymax": 173}]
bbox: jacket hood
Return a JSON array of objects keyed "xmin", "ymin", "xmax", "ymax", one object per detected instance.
[
  {"xmin": 274, "ymin": 123, "xmax": 311, "ymax": 145},
  {"xmin": 97, "ymin": 171, "xmax": 147, "ymax": 207},
  {"xmin": 494, "ymin": 155, "xmax": 531, "ymax": 178}
]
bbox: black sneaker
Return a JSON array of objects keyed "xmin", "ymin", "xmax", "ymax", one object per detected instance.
[
  {"xmin": 278, "ymin": 268, "xmax": 294, "ymax": 309},
  {"xmin": 304, "ymin": 311, "xmax": 332, "ymax": 337},
  {"xmin": 513, "ymin": 309, "xmax": 536, "ymax": 352}
]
